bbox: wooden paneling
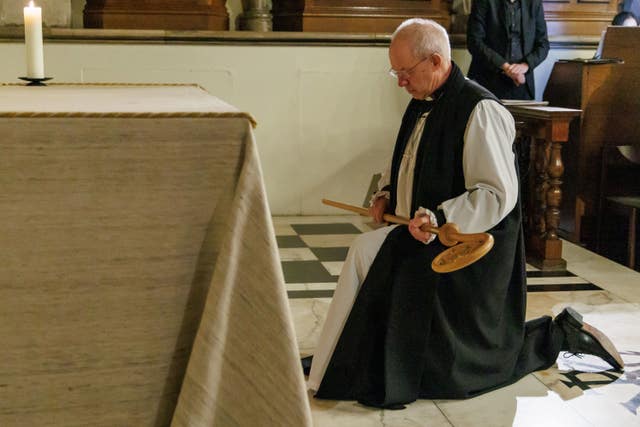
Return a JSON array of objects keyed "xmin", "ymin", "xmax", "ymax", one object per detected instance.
[
  {"xmin": 272, "ymin": 0, "xmax": 450, "ymax": 33},
  {"xmin": 543, "ymin": 0, "xmax": 619, "ymax": 37},
  {"xmin": 84, "ymin": 0, "xmax": 229, "ymax": 31},
  {"xmin": 78, "ymin": 0, "xmax": 620, "ymax": 37},
  {"xmin": 272, "ymin": 0, "xmax": 617, "ymax": 36}
]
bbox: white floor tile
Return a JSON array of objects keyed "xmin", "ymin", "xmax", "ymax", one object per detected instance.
[
  {"xmin": 300, "ymin": 234, "xmax": 361, "ymax": 248},
  {"xmin": 273, "ymin": 223, "xmax": 297, "ymax": 236},
  {"xmin": 279, "ymin": 247, "xmax": 318, "ymax": 261},
  {"xmin": 277, "ymin": 215, "xmax": 640, "ymax": 426},
  {"xmin": 310, "ymin": 392, "xmax": 453, "ymax": 427},
  {"xmin": 286, "ymin": 283, "xmax": 337, "ymax": 291},
  {"xmin": 527, "ymin": 276, "xmax": 591, "ymax": 285},
  {"xmin": 436, "ymin": 375, "xmax": 551, "ymax": 427},
  {"xmin": 321, "ymin": 261, "xmax": 343, "ymax": 276}
]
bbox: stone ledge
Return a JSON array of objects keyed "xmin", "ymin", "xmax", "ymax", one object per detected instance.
[{"xmin": 0, "ymin": 27, "xmax": 599, "ymax": 48}]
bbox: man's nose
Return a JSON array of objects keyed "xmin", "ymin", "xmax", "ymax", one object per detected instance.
[{"xmin": 397, "ymin": 76, "xmax": 408, "ymax": 87}]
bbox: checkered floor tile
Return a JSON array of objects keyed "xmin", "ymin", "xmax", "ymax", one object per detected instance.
[{"xmin": 276, "ymin": 221, "xmax": 602, "ymax": 299}]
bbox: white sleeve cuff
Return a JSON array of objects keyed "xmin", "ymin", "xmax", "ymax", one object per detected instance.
[
  {"xmin": 415, "ymin": 206, "xmax": 438, "ymax": 244},
  {"xmin": 369, "ymin": 190, "xmax": 390, "ymax": 207}
]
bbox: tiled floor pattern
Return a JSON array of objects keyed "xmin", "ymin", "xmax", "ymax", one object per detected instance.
[
  {"xmin": 277, "ymin": 220, "xmax": 602, "ymax": 299},
  {"xmin": 275, "ymin": 215, "xmax": 640, "ymax": 426}
]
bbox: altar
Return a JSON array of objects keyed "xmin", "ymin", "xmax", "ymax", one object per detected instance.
[{"xmin": 0, "ymin": 84, "xmax": 311, "ymax": 426}]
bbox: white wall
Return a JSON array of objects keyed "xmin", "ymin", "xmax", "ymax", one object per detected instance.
[{"xmin": 0, "ymin": 41, "xmax": 595, "ymax": 215}]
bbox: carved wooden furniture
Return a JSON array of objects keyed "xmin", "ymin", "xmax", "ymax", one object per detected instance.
[
  {"xmin": 543, "ymin": 59, "xmax": 620, "ymax": 244},
  {"xmin": 272, "ymin": 0, "xmax": 450, "ymax": 33},
  {"xmin": 507, "ymin": 105, "xmax": 581, "ymax": 270},
  {"xmin": 543, "ymin": 26, "xmax": 640, "ymax": 249},
  {"xmin": 83, "ymin": 0, "xmax": 229, "ymax": 30}
]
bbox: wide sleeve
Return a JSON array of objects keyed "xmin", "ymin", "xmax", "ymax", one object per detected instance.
[
  {"xmin": 368, "ymin": 155, "xmax": 392, "ymax": 207},
  {"xmin": 377, "ymin": 161, "xmax": 391, "ymax": 193},
  {"xmin": 438, "ymin": 100, "xmax": 518, "ymax": 233},
  {"xmin": 466, "ymin": 0, "xmax": 507, "ymax": 71}
]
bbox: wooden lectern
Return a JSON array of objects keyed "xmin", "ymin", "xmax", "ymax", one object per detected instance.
[{"xmin": 543, "ymin": 26, "xmax": 640, "ymax": 249}]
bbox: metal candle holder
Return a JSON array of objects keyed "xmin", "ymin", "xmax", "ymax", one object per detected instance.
[{"xmin": 19, "ymin": 76, "xmax": 53, "ymax": 86}]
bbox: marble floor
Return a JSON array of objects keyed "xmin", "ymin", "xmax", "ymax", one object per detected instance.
[{"xmin": 274, "ymin": 214, "xmax": 640, "ymax": 427}]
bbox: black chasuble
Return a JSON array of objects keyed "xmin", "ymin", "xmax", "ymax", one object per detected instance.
[{"xmin": 315, "ymin": 63, "xmax": 562, "ymax": 407}]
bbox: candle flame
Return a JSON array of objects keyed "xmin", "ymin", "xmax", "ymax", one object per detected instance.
[{"xmin": 28, "ymin": 1, "xmax": 34, "ymax": 7}]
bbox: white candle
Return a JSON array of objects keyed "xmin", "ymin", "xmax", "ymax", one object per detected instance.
[{"xmin": 23, "ymin": 1, "xmax": 44, "ymax": 79}]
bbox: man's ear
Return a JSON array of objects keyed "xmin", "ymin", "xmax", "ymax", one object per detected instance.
[{"xmin": 431, "ymin": 53, "xmax": 443, "ymax": 68}]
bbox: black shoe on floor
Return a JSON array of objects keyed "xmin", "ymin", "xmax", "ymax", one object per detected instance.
[
  {"xmin": 301, "ymin": 355, "xmax": 313, "ymax": 376},
  {"xmin": 555, "ymin": 307, "xmax": 624, "ymax": 371}
]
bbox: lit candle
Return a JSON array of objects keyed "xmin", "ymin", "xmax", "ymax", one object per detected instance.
[{"xmin": 23, "ymin": 1, "xmax": 44, "ymax": 79}]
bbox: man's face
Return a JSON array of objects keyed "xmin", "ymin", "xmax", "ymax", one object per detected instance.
[{"xmin": 389, "ymin": 37, "xmax": 440, "ymax": 100}]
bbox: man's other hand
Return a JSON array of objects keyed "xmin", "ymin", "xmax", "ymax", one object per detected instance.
[
  {"xmin": 369, "ymin": 197, "xmax": 389, "ymax": 224},
  {"xmin": 506, "ymin": 62, "xmax": 529, "ymax": 76}
]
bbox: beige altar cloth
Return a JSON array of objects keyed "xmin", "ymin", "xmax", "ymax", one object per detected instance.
[{"xmin": 0, "ymin": 84, "xmax": 311, "ymax": 426}]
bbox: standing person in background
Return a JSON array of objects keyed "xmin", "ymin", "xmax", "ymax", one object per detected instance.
[{"xmin": 467, "ymin": 0, "xmax": 550, "ymax": 100}]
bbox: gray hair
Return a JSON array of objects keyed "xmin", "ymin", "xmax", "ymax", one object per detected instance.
[{"xmin": 391, "ymin": 18, "xmax": 451, "ymax": 63}]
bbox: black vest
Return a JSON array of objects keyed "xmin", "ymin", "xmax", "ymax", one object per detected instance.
[{"xmin": 389, "ymin": 62, "xmax": 501, "ymax": 217}]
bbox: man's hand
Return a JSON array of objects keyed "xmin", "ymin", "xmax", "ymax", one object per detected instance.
[
  {"xmin": 510, "ymin": 72, "xmax": 525, "ymax": 86},
  {"xmin": 514, "ymin": 73, "xmax": 525, "ymax": 85},
  {"xmin": 506, "ymin": 62, "xmax": 529, "ymax": 76},
  {"xmin": 502, "ymin": 62, "xmax": 528, "ymax": 87},
  {"xmin": 408, "ymin": 209, "xmax": 433, "ymax": 243},
  {"xmin": 369, "ymin": 196, "xmax": 389, "ymax": 224}
]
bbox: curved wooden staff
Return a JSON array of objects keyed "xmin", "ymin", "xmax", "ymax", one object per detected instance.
[{"xmin": 322, "ymin": 199, "xmax": 494, "ymax": 273}]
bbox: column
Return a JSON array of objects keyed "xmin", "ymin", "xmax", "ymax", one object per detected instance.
[{"xmin": 238, "ymin": 0, "xmax": 272, "ymax": 31}]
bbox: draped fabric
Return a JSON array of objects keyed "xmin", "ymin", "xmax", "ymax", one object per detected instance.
[{"xmin": 0, "ymin": 85, "xmax": 312, "ymax": 427}]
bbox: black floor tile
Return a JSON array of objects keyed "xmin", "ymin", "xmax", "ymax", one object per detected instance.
[
  {"xmin": 527, "ymin": 283, "xmax": 602, "ymax": 292},
  {"xmin": 288, "ymin": 290, "xmax": 335, "ymax": 299},
  {"xmin": 281, "ymin": 260, "xmax": 335, "ymax": 283},
  {"xmin": 527, "ymin": 270, "xmax": 576, "ymax": 278},
  {"xmin": 310, "ymin": 247, "xmax": 349, "ymax": 262},
  {"xmin": 277, "ymin": 235, "xmax": 307, "ymax": 248}
]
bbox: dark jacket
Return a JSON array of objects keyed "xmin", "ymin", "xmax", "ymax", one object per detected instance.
[{"xmin": 467, "ymin": 0, "xmax": 549, "ymax": 99}]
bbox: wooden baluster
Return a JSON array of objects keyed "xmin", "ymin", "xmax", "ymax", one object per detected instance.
[
  {"xmin": 545, "ymin": 140, "xmax": 565, "ymax": 240},
  {"xmin": 533, "ymin": 137, "xmax": 549, "ymax": 238}
]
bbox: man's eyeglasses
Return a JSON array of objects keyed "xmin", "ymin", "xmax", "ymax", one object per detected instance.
[{"xmin": 388, "ymin": 54, "xmax": 433, "ymax": 80}]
